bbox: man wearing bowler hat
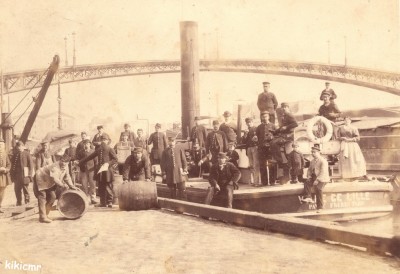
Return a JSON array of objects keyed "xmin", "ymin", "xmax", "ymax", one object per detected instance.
[
  {"xmin": 302, "ymin": 144, "xmax": 330, "ymax": 213},
  {"xmin": 190, "ymin": 116, "xmax": 208, "ymax": 150},
  {"xmin": 219, "ymin": 111, "xmax": 237, "ymax": 143},
  {"xmin": 79, "ymin": 135, "xmax": 118, "ymax": 208},
  {"xmin": 92, "ymin": 125, "xmax": 111, "ymax": 150},
  {"xmin": 257, "ymin": 81, "xmax": 278, "ymax": 124},
  {"xmin": 256, "ymin": 111, "xmax": 277, "ymax": 186},
  {"xmin": 33, "ymin": 154, "xmax": 76, "ymax": 223},
  {"xmin": 320, "ymin": 82, "xmax": 337, "ymax": 102},
  {"xmin": 123, "ymin": 147, "xmax": 151, "ymax": 182},
  {"xmin": 205, "ymin": 152, "xmax": 241, "ymax": 208},
  {"xmin": 160, "ymin": 137, "xmax": 188, "ymax": 200},
  {"xmin": 148, "ymin": 123, "xmax": 168, "ymax": 165}
]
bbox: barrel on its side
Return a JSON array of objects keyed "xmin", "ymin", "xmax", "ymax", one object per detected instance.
[
  {"xmin": 58, "ymin": 189, "xmax": 89, "ymax": 219},
  {"xmin": 117, "ymin": 181, "xmax": 158, "ymax": 211}
]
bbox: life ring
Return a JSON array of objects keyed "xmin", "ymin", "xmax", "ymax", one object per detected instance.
[{"xmin": 306, "ymin": 116, "xmax": 333, "ymax": 143}]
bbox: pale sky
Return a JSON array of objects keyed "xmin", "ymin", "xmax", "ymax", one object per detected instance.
[{"xmin": 0, "ymin": 0, "xmax": 399, "ymax": 132}]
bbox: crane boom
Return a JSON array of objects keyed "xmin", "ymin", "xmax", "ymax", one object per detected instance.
[{"xmin": 20, "ymin": 55, "xmax": 60, "ymax": 143}]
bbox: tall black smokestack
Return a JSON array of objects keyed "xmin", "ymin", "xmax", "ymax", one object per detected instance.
[{"xmin": 180, "ymin": 21, "xmax": 200, "ymax": 139}]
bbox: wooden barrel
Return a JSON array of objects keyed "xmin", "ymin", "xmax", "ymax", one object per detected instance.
[
  {"xmin": 58, "ymin": 189, "xmax": 89, "ymax": 219},
  {"xmin": 113, "ymin": 174, "xmax": 123, "ymax": 205},
  {"xmin": 117, "ymin": 181, "xmax": 158, "ymax": 211}
]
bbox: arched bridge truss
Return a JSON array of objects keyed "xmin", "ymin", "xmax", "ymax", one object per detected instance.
[{"xmin": 2, "ymin": 60, "xmax": 400, "ymax": 96}]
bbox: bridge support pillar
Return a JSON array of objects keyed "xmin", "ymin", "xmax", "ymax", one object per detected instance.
[{"xmin": 180, "ymin": 21, "xmax": 200, "ymax": 139}]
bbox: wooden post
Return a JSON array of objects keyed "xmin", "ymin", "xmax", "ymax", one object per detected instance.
[{"xmin": 236, "ymin": 104, "xmax": 242, "ymax": 144}]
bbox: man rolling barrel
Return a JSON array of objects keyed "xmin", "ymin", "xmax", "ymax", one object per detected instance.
[
  {"xmin": 33, "ymin": 155, "xmax": 77, "ymax": 223},
  {"xmin": 123, "ymin": 147, "xmax": 151, "ymax": 182}
]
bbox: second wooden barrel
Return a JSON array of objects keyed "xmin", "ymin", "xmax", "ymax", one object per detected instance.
[{"xmin": 117, "ymin": 181, "xmax": 158, "ymax": 211}]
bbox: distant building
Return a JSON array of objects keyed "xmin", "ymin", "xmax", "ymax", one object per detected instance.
[{"xmin": 12, "ymin": 111, "xmax": 78, "ymax": 141}]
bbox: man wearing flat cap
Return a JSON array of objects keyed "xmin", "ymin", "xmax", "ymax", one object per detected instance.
[
  {"xmin": 79, "ymin": 134, "xmax": 118, "ymax": 207},
  {"xmin": 190, "ymin": 116, "xmax": 207, "ymax": 150},
  {"xmin": 319, "ymin": 92, "xmax": 341, "ymax": 121},
  {"xmin": 256, "ymin": 111, "xmax": 277, "ymax": 186},
  {"xmin": 320, "ymin": 82, "xmax": 337, "ymax": 102},
  {"xmin": 77, "ymin": 139, "xmax": 98, "ymax": 204},
  {"xmin": 243, "ymin": 117, "xmax": 260, "ymax": 185},
  {"xmin": 92, "ymin": 125, "xmax": 111, "ymax": 150},
  {"xmin": 123, "ymin": 147, "xmax": 151, "ymax": 182},
  {"xmin": 10, "ymin": 141, "xmax": 34, "ymax": 205},
  {"xmin": 205, "ymin": 120, "xmax": 228, "ymax": 166},
  {"xmin": 0, "ymin": 137, "xmax": 11, "ymax": 212},
  {"xmin": 148, "ymin": 123, "xmax": 168, "ymax": 165},
  {"xmin": 205, "ymin": 152, "xmax": 241, "ymax": 208},
  {"xmin": 257, "ymin": 82, "xmax": 278, "ymax": 124},
  {"xmin": 119, "ymin": 123, "xmax": 136, "ymax": 142},
  {"xmin": 160, "ymin": 137, "xmax": 188, "ymax": 200},
  {"xmin": 33, "ymin": 154, "xmax": 77, "ymax": 223},
  {"xmin": 302, "ymin": 144, "xmax": 330, "ymax": 213},
  {"xmin": 219, "ymin": 111, "xmax": 237, "ymax": 143}
]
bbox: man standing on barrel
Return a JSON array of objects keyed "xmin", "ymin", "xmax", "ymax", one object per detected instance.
[
  {"xmin": 78, "ymin": 135, "xmax": 118, "ymax": 208},
  {"xmin": 33, "ymin": 155, "xmax": 76, "ymax": 223},
  {"xmin": 160, "ymin": 137, "xmax": 188, "ymax": 200},
  {"xmin": 205, "ymin": 152, "xmax": 241, "ymax": 208},
  {"xmin": 123, "ymin": 147, "xmax": 151, "ymax": 182}
]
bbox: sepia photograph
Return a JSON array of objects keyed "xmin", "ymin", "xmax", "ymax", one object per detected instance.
[{"xmin": 0, "ymin": 0, "xmax": 399, "ymax": 273}]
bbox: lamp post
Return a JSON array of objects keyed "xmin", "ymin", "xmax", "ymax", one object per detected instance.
[
  {"xmin": 64, "ymin": 36, "xmax": 68, "ymax": 66},
  {"xmin": 344, "ymin": 35, "xmax": 347, "ymax": 67},
  {"xmin": 72, "ymin": 32, "xmax": 76, "ymax": 68},
  {"xmin": 327, "ymin": 40, "xmax": 331, "ymax": 64}
]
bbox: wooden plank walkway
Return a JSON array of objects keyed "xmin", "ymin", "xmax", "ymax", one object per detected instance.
[{"xmin": 157, "ymin": 197, "xmax": 400, "ymax": 257}]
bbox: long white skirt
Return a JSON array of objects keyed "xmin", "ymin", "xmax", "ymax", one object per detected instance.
[{"xmin": 339, "ymin": 141, "xmax": 367, "ymax": 179}]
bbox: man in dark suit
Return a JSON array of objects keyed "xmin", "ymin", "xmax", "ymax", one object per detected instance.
[
  {"xmin": 92, "ymin": 125, "xmax": 111, "ymax": 150},
  {"xmin": 76, "ymin": 131, "xmax": 89, "ymax": 157},
  {"xmin": 190, "ymin": 116, "xmax": 208, "ymax": 149},
  {"xmin": 206, "ymin": 120, "xmax": 228, "ymax": 166},
  {"xmin": 257, "ymin": 81, "xmax": 278, "ymax": 124},
  {"xmin": 271, "ymin": 102, "xmax": 299, "ymax": 182},
  {"xmin": 77, "ymin": 140, "xmax": 98, "ymax": 204},
  {"xmin": 320, "ymin": 82, "xmax": 337, "ymax": 102},
  {"xmin": 78, "ymin": 135, "xmax": 118, "ymax": 207},
  {"xmin": 123, "ymin": 147, "xmax": 151, "ymax": 182},
  {"xmin": 256, "ymin": 111, "xmax": 277, "ymax": 186},
  {"xmin": 160, "ymin": 137, "xmax": 188, "ymax": 200},
  {"xmin": 219, "ymin": 111, "xmax": 237, "ymax": 143},
  {"xmin": 10, "ymin": 141, "xmax": 34, "ymax": 205},
  {"xmin": 204, "ymin": 152, "xmax": 241, "ymax": 208},
  {"xmin": 119, "ymin": 123, "xmax": 136, "ymax": 142},
  {"xmin": 148, "ymin": 123, "xmax": 168, "ymax": 165},
  {"xmin": 64, "ymin": 139, "xmax": 78, "ymax": 184}
]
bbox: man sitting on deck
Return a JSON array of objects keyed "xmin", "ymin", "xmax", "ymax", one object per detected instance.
[
  {"xmin": 319, "ymin": 91, "xmax": 341, "ymax": 122},
  {"xmin": 302, "ymin": 144, "xmax": 330, "ymax": 213},
  {"xmin": 205, "ymin": 152, "xmax": 241, "ymax": 209}
]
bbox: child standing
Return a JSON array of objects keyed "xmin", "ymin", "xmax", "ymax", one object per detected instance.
[
  {"xmin": 287, "ymin": 142, "xmax": 305, "ymax": 184},
  {"xmin": 226, "ymin": 142, "xmax": 240, "ymax": 168}
]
